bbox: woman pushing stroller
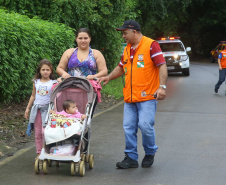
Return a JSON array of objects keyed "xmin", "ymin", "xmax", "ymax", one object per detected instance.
[{"xmin": 56, "ymin": 27, "xmax": 108, "ymax": 81}]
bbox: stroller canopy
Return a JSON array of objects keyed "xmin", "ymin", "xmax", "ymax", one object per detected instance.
[{"xmin": 50, "ymin": 77, "xmax": 96, "ymax": 114}]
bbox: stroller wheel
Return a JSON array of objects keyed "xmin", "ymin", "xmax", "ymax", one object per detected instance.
[
  {"xmin": 89, "ymin": 154, "xmax": 94, "ymax": 169},
  {"xmin": 81, "ymin": 154, "xmax": 86, "ymax": 162},
  {"xmin": 71, "ymin": 162, "xmax": 76, "ymax": 176},
  {"xmin": 56, "ymin": 161, "xmax": 60, "ymax": 167},
  {"xmin": 43, "ymin": 160, "xmax": 48, "ymax": 175},
  {"xmin": 79, "ymin": 161, "xmax": 85, "ymax": 177},
  {"xmin": 34, "ymin": 159, "xmax": 40, "ymax": 174},
  {"xmin": 86, "ymin": 154, "xmax": 90, "ymax": 163},
  {"xmin": 48, "ymin": 159, "xmax": 52, "ymax": 167}
]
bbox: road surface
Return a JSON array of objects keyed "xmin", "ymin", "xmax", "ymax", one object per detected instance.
[{"xmin": 0, "ymin": 61, "xmax": 226, "ymax": 185}]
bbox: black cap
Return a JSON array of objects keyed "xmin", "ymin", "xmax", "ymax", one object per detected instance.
[{"xmin": 116, "ymin": 20, "xmax": 141, "ymax": 31}]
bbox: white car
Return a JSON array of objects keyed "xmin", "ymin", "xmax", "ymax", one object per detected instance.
[{"xmin": 157, "ymin": 37, "xmax": 191, "ymax": 76}]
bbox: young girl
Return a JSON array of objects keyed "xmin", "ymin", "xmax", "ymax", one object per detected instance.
[{"xmin": 25, "ymin": 59, "xmax": 58, "ymax": 160}]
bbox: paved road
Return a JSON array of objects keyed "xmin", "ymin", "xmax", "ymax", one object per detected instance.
[{"xmin": 1, "ymin": 62, "xmax": 226, "ymax": 185}]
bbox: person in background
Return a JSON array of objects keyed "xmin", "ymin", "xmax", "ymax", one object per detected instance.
[
  {"xmin": 25, "ymin": 59, "xmax": 57, "ymax": 160},
  {"xmin": 98, "ymin": 20, "xmax": 168, "ymax": 169},
  {"xmin": 215, "ymin": 45, "xmax": 226, "ymax": 93}
]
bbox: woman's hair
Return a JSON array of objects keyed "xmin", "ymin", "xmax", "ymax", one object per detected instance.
[
  {"xmin": 34, "ymin": 59, "xmax": 55, "ymax": 80},
  {"xmin": 63, "ymin": 99, "xmax": 76, "ymax": 111},
  {"xmin": 76, "ymin": 28, "xmax": 91, "ymax": 38}
]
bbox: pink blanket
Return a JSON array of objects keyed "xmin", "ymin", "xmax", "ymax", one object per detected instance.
[{"xmin": 89, "ymin": 80, "xmax": 102, "ymax": 102}]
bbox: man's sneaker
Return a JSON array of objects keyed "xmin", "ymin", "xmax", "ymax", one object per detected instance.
[
  {"xmin": 215, "ymin": 87, "xmax": 218, "ymax": 93},
  {"xmin": 141, "ymin": 155, "xmax": 154, "ymax": 168},
  {"xmin": 116, "ymin": 155, "xmax": 138, "ymax": 169}
]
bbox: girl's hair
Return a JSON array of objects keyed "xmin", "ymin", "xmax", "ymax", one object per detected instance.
[
  {"xmin": 34, "ymin": 59, "xmax": 55, "ymax": 80},
  {"xmin": 63, "ymin": 99, "xmax": 76, "ymax": 111},
  {"xmin": 76, "ymin": 28, "xmax": 91, "ymax": 38}
]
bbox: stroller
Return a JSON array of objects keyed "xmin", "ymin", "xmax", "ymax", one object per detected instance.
[{"xmin": 34, "ymin": 77, "xmax": 97, "ymax": 176}]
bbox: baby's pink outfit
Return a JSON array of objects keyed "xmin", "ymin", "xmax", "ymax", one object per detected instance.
[{"xmin": 56, "ymin": 110, "xmax": 83, "ymax": 119}]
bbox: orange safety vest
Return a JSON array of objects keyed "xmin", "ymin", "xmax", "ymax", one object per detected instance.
[
  {"xmin": 122, "ymin": 36, "xmax": 159, "ymax": 103},
  {"xmin": 220, "ymin": 50, "xmax": 226, "ymax": 68}
]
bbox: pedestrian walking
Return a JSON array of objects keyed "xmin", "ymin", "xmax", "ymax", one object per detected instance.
[
  {"xmin": 98, "ymin": 20, "xmax": 168, "ymax": 169},
  {"xmin": 25, "ymin": 59, "xmax": 58, "ymax": 160},
  {"xmin": 215, "ymin": 45, "xmax": 226, "ymax": 93}
]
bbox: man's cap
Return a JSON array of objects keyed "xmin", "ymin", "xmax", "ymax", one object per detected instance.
[{"xmin": 116, "ymin": 20, "xmax": 141, "ymax": 31}]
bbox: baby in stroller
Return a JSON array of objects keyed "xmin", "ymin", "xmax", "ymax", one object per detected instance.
[
  {"xmin": 49, "ymin": 99, "xmax": 86, "ymax": 129},
  {"xmin": 50, "ymin": 99, "xmax": 87, "ymax": 119},
  {"xmin": 36, "ymin": 77, "xmax": 96, "ymax": 176}
]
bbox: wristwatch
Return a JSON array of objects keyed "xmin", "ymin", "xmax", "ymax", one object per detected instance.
[{"xmin": 159, "ymin": 85, "xmax": 166, "ymax": 90}]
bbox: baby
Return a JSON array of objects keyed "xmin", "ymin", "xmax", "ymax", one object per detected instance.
[{"xmin": 50, "ymin": 99, "xmax": 87, "ymax": 120}]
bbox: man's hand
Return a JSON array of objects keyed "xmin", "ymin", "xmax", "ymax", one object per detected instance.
[
  {"xmin": 155, "ymin": 87, "xmax": 166, "ymax": 100},
  {"xmin": 97, "ymin": 76, "xmax": 110, "ymax": 85}
]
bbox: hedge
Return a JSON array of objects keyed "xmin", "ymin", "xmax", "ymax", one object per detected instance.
[
  {"xmin": 0, "ymin": 9, "xmax": 75, "ymax": 103},
  {"xmin": 0, "ymin": 0, "xmax": 135, "ymax": 70}
]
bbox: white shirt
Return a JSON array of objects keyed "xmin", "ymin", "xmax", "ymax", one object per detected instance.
[{"xmin": 34, "ymin": 79, "xmax": 57, "ymax": 105}]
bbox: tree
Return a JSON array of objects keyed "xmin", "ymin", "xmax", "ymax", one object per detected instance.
[
  {"xmin": 136, "ymin": 0, "xmax": 226, "ymax": 57},
  {"xmin": 0, "ymin": 0, "xmax": 139, "ymax": 70}
]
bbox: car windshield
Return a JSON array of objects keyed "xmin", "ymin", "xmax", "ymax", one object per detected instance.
[{"xmin": 159, "ymin": 42, "xmax": 184, "ymax": 52}]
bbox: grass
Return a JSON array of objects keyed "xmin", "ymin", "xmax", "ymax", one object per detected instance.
[{"xmin": 101, "ymin": 76, "xmax": 124, "ymax": 99}]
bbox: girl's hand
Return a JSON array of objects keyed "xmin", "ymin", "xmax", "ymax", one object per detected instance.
[{"xmin": 25, "ymin": 109, "xmax": 30, "ymax": 119}]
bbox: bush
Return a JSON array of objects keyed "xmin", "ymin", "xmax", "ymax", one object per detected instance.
[
  {"xmin": 0, "ymin": 9, "xmax": 75, "ymax": 103},
  {"xmin": 0, "ymin": 0, "xmax": 136, "ymax": 70}
]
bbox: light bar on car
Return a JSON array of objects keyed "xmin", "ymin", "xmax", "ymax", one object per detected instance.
[{"xmin": 156, "ymin": 36, "xmax": 180, "ymax": 40}]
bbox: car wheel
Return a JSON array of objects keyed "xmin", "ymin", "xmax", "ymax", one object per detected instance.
[
  {"xmin": 182, "ymin": 69, "xmax": 190, "ymax": 76},
  {"xmin": 210, "ymin": 56, "xmax": 215, "ymax": 63}
]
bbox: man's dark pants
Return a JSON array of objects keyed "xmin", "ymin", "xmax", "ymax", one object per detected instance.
[{"xmin": 215, "ymin": 68, "xmax": 226, "ymax": 90}]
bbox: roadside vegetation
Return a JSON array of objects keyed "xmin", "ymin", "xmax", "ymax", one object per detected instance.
[
  {"xmin": 101, "ymin": 77, "xmax": 124, "ymax": 99},
  {"xmin": 0, "ymin": 0, "xmax": 226, "ymax": 104},
  {"xmin": 0, "ymin": 9, "xmax": 75, "ymax": 103}
]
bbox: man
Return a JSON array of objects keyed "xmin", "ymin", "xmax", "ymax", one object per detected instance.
[
  {"xmin": 98, "ymin": 20, "xmax": 167, "ymax": 169},
  {"xmin": 215, "ymin": 45, "xmax": 226, "ymax": 93}
]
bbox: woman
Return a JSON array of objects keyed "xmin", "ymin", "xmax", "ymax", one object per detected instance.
[{"xmin": 56, "ymin": 28, "xmax": 108, "ymax": 80}]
